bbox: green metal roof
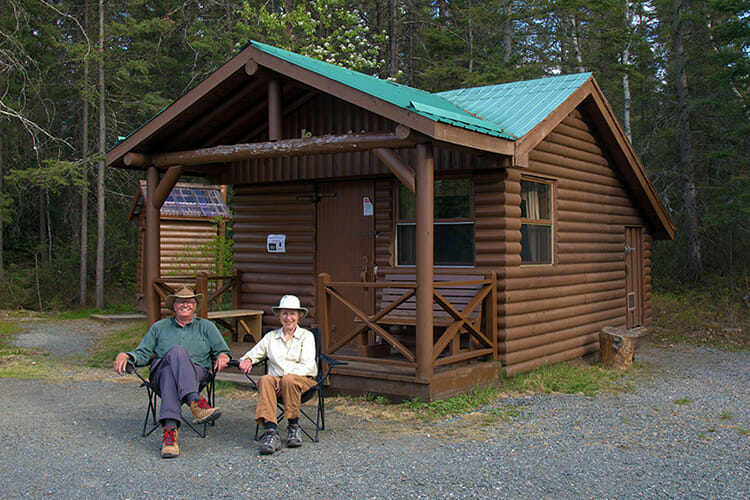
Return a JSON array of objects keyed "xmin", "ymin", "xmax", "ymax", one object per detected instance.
[
  {"xmin": 251, "ymin": 41, "xmax": 591, "ymax": 141},
  {"xmin": 437, "ymin": 73, "xmax": 592, "ymax": 138},
  {"xmin": 251, "ymin": 41, "xmax": 514, "ymax": 140}
]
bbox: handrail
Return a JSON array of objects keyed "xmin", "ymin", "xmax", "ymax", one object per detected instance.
[{"xmin": 316, "ymin": 271, "xmax": 497, "ymax": 371}]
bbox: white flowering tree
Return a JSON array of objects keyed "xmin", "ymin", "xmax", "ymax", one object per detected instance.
[{"xmin": 237, "ymin": 0, "xmax": 386, "ymax": 74}]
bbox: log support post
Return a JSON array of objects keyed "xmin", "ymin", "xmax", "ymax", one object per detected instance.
[
  {"xmin": 145, "ymin": 166, "xmax": 161, "ymax": 327},
  {"xmin": 415, "ymin": 143, "xmax": 434, "ymax": 382},
  {"xmin": 268, "ymin": 79, "xmax": 282, "ymax": 141},
  {"xmin": 145, "ymin": 165, "xmax": 183, "ymax": 327}
]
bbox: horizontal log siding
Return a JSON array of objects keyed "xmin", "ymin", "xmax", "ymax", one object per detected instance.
[
  {"xmin": 374, "ymin": 179, "xmax": 395, "ymax": 268},
  {"xmin": 232, "ymin": 183, "xmax": 316, "ymax": 325},
  {"xmin": 159, "ymin": 221, "xmax": 221, "ymax": 275},
  {"xmin": 501, "ymin": 109, "xmax": 650, "ymax": 376}
]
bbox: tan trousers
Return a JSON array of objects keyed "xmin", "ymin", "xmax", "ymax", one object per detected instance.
[{"xmin": 255, "ymin": 374, "xmax": 317, "ymax": 425}]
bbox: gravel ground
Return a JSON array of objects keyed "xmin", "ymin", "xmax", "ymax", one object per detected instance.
[{"xmin": 1, "ymin": 318, "xmax": 748, "ymax": 499}]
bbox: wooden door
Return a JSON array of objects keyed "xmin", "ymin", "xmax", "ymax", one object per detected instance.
[
  {"xmin": 624, "ymin": 226, "xmax": 644, "ymax": 328},
  {"xmin": 316, "ymin": 180, "xmax": 375, "ymax": 344}
]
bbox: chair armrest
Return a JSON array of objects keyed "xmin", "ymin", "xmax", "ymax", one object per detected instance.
[
  {"xmin": 320, "ymin": 353, "xmax": 348, "ymax": 367},
  {"xmin": 317, "ymin": 354, "xmax": 348, "ymax": 384},
  {"xmin": 125, "ymin": 360, "xmax": 150, "ymax": 385}
]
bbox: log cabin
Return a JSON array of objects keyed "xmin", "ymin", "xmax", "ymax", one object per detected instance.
[{"xmin": 107, "ymin": 41, "xmax": 674, "ymax": 401}]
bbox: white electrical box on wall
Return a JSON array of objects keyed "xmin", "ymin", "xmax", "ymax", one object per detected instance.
[{"xmin": 266, "ymin": 234, "xmax": 286, "ymax": 253}]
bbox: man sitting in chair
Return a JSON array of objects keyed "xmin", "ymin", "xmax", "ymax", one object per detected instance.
[
  {"xmin": 113, "ymin": 287, "xmax": 231, "ymax": 458},
  {"xmin": 238, "ymin": 295, "xmax": 317, "ymax": 455}
]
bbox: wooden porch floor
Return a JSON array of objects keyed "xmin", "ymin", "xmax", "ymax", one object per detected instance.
[{"xmin": 218, "ymin": 341, "xmax": 502, "ymax": 402}]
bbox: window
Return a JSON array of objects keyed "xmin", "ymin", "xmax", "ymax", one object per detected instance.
[
  {"xmin": 397, "ymin": 178, "xmax": 474, "ymax": 266},
  {"xmin": 520, "ymin": 179, "xmax": 553, "ymax": 264}
]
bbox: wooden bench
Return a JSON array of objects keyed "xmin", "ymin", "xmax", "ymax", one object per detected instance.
[
  {"xmin": 207, "ymin": 309, "xmax": 263, "ymax": 343},
  {"xmin": 366, "ymin": 273, "xmax": 495, "ymax": 362},
  {"xmin": 377, "ymin": 273, "xmax": 484, "ymax": 327}
]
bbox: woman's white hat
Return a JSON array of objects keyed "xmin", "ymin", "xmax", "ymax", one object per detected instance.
[{"xmin": 272, "ymin": 294, "xmax": 308, "ymax": 319}]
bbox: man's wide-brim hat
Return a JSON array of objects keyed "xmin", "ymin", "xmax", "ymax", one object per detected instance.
[
  {"xmin": 165, "ymin": 286, "xmax": 204, "ymax": 310},
  {"xmin": 272, "ymin": 294, "xmax": 308, "ymax": 320}
]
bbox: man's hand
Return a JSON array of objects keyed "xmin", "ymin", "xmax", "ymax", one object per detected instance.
[
  {"xmin": 238, "ymin": 358, "xmax": 253, "ymax": 374},
  {"xmin": 214, "ymin": 353, "xmax": 230, "ymax": 372},
  {"xmin": 113, "ymin": 352, "xmax": 131, "ymax": 375}
]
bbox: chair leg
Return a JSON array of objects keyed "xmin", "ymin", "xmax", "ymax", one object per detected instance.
[{"xmin": 143, "ymin": 389, "xmax": 160, "ymax": 437}]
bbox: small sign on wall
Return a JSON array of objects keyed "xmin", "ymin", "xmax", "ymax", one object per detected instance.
[
  {"xmin": 363, "ymin": 196, "xmax": 373, "ymax": 216},
  {"xmin": 267, "ymin": 234, "xmax": 286, "ymax": 253}
]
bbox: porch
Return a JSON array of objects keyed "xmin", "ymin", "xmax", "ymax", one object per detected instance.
[{"xmin": 315, "ymin": 271, "xmax": 501, "ymax": 402}]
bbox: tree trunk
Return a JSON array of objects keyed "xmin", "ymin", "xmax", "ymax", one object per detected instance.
[
  {"xmin": 503, "ymin": 1, "xmax": 512, "ymax": 63},
  {"xmin": 96, "ymin": 0, "xmax": 105, "ymax": 308},
  {"xmin": 39, "ymin": 187, "xmax": 47, "ymax": 262},
  {"xmin": 389, "ymin": 0, "xmax": 399, "ymax": 78},
  {"xmin": 622, "ymin": 0, "xmax": 633, "ymax": 142},
  {"xmin": 80, "ymin": 1, "xmax": 90, "ymax": 306},
  {"xmin": 570, "ymin": 14, "xmax": 585, "ymax": 72},
  {"xmin": 672, "ymin": 0, "xmax": 702, "ymax": 279},
  {"xmin": 0, "ymin": 135, "xmax": 3, "ymax": 276}
]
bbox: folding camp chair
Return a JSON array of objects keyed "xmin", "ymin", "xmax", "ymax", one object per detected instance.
[
  {"xmin": 126, "ymin": 360, "xmax": 217, "ymax": 438},
  {"xmin": 230, "ymin": 326, "xmax": 347, "ymax": 442}
]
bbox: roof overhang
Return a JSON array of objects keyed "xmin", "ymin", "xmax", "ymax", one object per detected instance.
[{"xmin": 106, "ymin": 43, "xmax": 515, "ymax": 173}]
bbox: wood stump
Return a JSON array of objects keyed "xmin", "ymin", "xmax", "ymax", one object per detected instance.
[{"xmin": 599, "ymin": 326, "xmax": 643, "ymax": 370}]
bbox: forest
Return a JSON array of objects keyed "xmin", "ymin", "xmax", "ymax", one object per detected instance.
[{"xmin": 0, "ymin": 0, "xmax": 747, "ymax": 311}]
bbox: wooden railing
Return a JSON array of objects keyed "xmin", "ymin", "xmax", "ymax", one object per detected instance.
[
  {"xmin": 152, "ymin": 269, "xmax": 241, "ymax": 318},
  {"xmin": 316, "ymin": 271, "xmax": 497, "ymax": 370}
]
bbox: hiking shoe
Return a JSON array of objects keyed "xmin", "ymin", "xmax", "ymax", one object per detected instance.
[
  {"xmin": 259, "ymin": 430, "xmax": 282, "ymax": 455},
  {"xmin": 161, "ymin": 428, "xmax": 179, "ymax": 458},
  {"xmin": 189, "ymin": 397, "xmax": 221, "ymax": 424},
  {"xmin": 286, "ymin": 424, "xmax": 302, "ymax": 448}
]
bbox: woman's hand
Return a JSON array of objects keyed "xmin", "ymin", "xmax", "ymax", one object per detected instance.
[{"xmin": 239, "ymin": 358, "xmax": 253, "ymax": 374}]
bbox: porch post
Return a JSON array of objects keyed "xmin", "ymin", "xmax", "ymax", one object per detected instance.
[
  {"xmin": 268, "ymin": 79, "xmax": 282, "ymax": 141},
  {"xmin": 415, "ymin": 143, "xmax": 434, "ymax": 381},
  {"xmin": 145, "ymin": 166, "xmax": 160, "ymax": 327}
]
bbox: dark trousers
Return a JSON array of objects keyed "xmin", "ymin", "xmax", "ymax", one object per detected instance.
[{"xmin": 149, "ymin": 345, "xmax": 209, "ymax": 425}]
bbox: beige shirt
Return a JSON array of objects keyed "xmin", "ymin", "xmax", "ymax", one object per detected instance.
[{"xmin": 239, "ymin": 326, "xmax": 317, "ymax": 378}]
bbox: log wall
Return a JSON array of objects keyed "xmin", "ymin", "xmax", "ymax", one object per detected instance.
[
  {"xmin": 135, "ymin": 217, "xmax": 224, "ymax": 312},
  {"xmin": 232, "ymin": 183, "xmax": 317, "ymax": 328},
  {"xmin": 497, "ymin": 109, "xmax": 650, "ymax": 376}
]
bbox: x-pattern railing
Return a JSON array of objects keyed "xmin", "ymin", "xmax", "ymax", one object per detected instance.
[{"xmin": 316, "ymin": 272, "xmax": 497, "ymax": 369}]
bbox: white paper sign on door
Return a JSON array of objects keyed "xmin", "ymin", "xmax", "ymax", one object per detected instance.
[{"xmin": 363, "ymin": 196, "xmax": 373, "ymax": 216}]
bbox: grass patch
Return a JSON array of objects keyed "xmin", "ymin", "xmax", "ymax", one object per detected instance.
[
  {"xmin": 0, "ymin": 321, "xmax": 57, "ymax": 378},
  {"xmin": 673, "ymin": 397, "xmax": 692, "ymax": 405},
  {"xmin": 391, "ymin": 360, "xmax": 634, "ymax": 421},
  {"xmin": 719, "ymin": 410, "xmax": 734, "ymax": 420},
  {"xmin": 56, "ymin": 304, "xmax": 136, "ymax": 320},
  {"xmin": 401, "ymin": 384, "xmax": 499, "ymax": 419},
  {"xmin": 86, "ymin": 321, "xmax": 147, "ymax": 368},
  {"xmin": 652, "ymin": 278, "xmax": 749, "ymax": 350},
  {"xmin": 501, "ymin": 361, "xmax": 632, "ymax": 397}
]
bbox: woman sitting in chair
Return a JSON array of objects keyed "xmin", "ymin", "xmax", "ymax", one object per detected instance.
[{"xmin": 238, "ymin": 294, "xmax": 317, "ymax": 455}]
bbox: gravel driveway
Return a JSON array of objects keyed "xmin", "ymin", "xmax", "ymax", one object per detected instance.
[{"xmin": 1, "ymin": 318, "xmax": 748, "ymax": 499}]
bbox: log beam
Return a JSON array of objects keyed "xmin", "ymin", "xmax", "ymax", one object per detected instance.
[
  {"xmin": 122, "ymin": 126, "xmax": 422, "ymax": 168},
  {"xmin": 373, "ymin": 147, "xmax": 416, "ymax": 194}
]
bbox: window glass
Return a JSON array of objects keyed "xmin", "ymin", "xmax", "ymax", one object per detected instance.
[
  {"xmin": 521, "ymin": 179, "xmax": 553, "ymax": 264},
  {"xmin": 399, "ymin": 179, "xmax": 471, "ymax": 220},
  {"xmin": 397, "ymin": 178, "xmax": 474, "ymax": 266}
]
